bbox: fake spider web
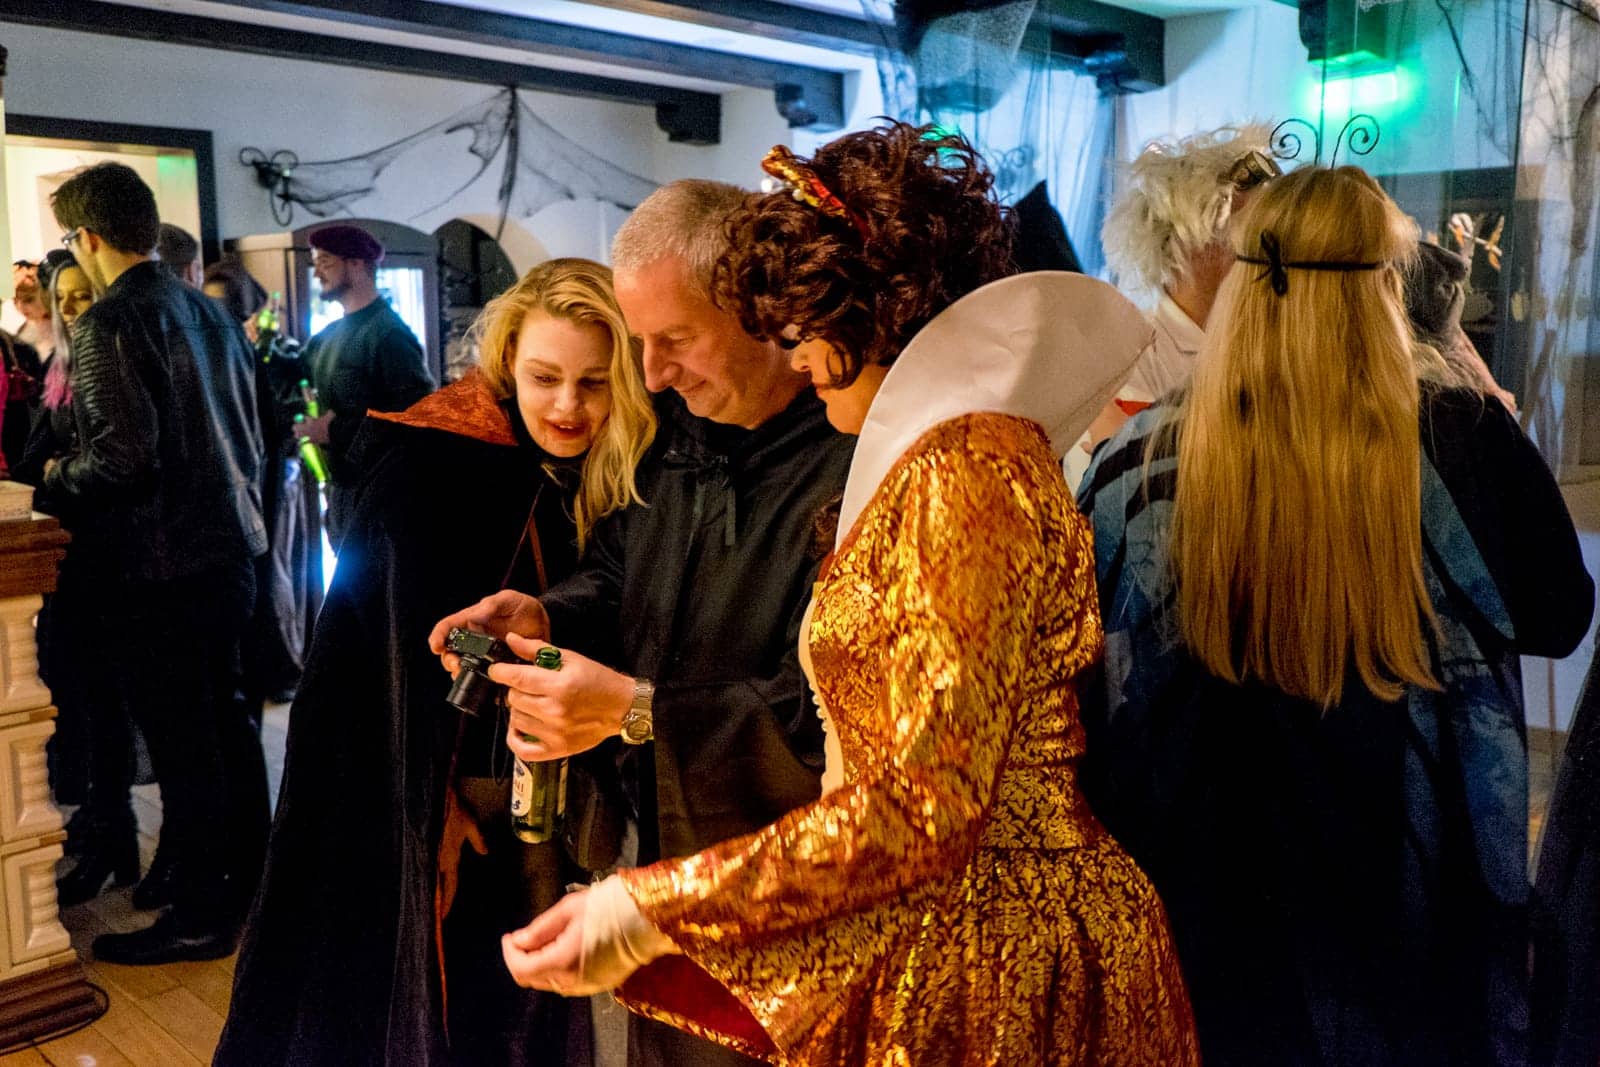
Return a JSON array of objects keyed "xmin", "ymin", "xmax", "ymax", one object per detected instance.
[{"xmin": 248, "ymin": 88, "xmax": 657, "ymax": 237}]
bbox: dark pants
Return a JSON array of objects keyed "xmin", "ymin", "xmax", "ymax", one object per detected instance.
[
  {"xmin": 108, "ymin": 560, "xmax": 270, "ymax": 924},
  {"xmin": 45, "ymin": 568, "xmax": 136, "ymax": 826}
]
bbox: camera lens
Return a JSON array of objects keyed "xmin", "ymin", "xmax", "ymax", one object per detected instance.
[{"xmin": 447, "ymin": 660, "xmax": 497, "ymax": 716}]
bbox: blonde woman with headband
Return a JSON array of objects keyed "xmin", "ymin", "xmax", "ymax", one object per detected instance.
[
  {"xmin": 1078, "ymin": 167, "xmax": 1593, "ymax": 1066},
  {"xmin": 218, "ymin": 258, "xmax": 654, "ymax": 1067}
]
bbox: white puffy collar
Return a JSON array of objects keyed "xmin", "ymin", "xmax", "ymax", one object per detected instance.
[
  {"xmin": 837, "ymin": 271, "xmax": 1152, "ymax": 546},
  {"xmin": 1154, "ymin": 293, "xmax": 1206, "ymax": 358}
]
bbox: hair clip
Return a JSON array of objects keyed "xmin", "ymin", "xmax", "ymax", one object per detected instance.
[
  {"xmin": 1236, "ymin": 231, "xmax": 1384, "ymax": 296},
  {"xmin": 760, "ymin": 145, "xmax": 867, "ymax": 237},
  {"xmin": 1226, "ymin": 150, "xmax": 1282, "ymax": 193}
]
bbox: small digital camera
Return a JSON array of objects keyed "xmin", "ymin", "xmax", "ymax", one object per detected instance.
[{"xmin": 444, "ymin": 627, "xmax": 521, "ymax": 717}]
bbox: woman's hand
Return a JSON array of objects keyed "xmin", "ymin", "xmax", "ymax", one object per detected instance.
[
  {"xmin": 503, "ymin": 878, "xmax": 672, "ymax": 996},
  {"xmin": 502, "ymin": 890, "xmax": 593, "ymax": 995},
  {"xmin": 427, "ymin": 590, "xmax": 550, "ymax": 674}
]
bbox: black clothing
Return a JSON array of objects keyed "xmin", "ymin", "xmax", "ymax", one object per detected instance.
[
  {"xmin": 244, "ymin": 334, "xmax": 321, "ymax": 707},
  {"xmin": 42, "ymin": 260, "xmax": 270, "ymax": 940},
  {"xmin": 1078, "ymin": 387, "xmax": 1593, "ymax": 1067},
  {"xmin": 540, "ymin": 388, "xmax": 850, "ymax": 1067},
  {"xmin": 306, "ymin": 298, "xmax": 432, "ymax": 544},
  {"xmin": 1533, "ymin": 660, "xmax": 1600, "ymax": 1067},
  {"xmin": 16, "ymin": 394, "xmax": 76, "ymax": 500},
  {"xmin": 43, "ymin": 261, "xmax": 266, "ymax": 581},
  {"xmin": 0, "ymin": 331, "xmax": 43, "ymax": 473},
  {"xmin": 107, "ymin": 559, "xmax": 265, "ymax": 923},
  {"xmin": 218, "ymin": 378, "xmax": 585, "ymax": 1067},
  {"xmin": 18, "ymin": 398, "xmax": 102, "ymax": 809},
  {"xmin": 543, "ymin": 388, "xmax": 853, "ymax": 867}
]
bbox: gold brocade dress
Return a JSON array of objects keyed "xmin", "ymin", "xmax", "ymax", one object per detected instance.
[{"xmin": 618, "ymin": 413, "xmax": 1198, "ymax": 1066}]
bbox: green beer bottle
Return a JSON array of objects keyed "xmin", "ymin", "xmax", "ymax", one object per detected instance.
[
  {"xmin": 294, "ymin": 379, "xmax": 332, "ymax": 487},
  {"xmin": 511, "ymin": 646, "xmax": 568, "ymax": 844}
]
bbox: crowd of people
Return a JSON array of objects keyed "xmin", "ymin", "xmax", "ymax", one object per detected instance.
[{"xmin": 10, "ymin": 118, "xmax": 1598, "ymax": 1067}]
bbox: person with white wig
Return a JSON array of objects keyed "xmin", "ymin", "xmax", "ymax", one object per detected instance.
[{"xmin": 1066, "ymin": 123, "xmax": 1276, "ymax": 487}]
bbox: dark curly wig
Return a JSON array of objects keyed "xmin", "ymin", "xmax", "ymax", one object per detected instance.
[{"xmin": 712, "ymin": 121, "xmax": 1015, "ymax": 387}]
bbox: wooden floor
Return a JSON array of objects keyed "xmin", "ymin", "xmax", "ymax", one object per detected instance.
[
  {"xmin": 0, "ymin": 704, "xmax": 289, "ymax": 1067},
  {"xmin": 0, "ymin": 716, "xmax": 1577, "ymax": 1065}
]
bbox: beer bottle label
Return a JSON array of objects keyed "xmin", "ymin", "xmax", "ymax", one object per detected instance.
[{"xmin": 510, "ymin": 758, "xmax": 533, "ymax": 817}]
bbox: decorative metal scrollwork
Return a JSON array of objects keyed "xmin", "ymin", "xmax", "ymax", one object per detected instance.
[
  {"xmin": 1269, "ymin": 114, "xmax": 1382, "ymax": 168},
  {"xmin": 1329, "ymin": 114, "xmax": 1380, "ymax": 166},
  {"xmin": 239, "ymin": 147, "xmax": 300, "ymax": 226}
]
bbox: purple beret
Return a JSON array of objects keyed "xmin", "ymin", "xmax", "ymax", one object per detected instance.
[{"xmin": 309, "ymin": 224, "xmax": 384, "ymax": 264}]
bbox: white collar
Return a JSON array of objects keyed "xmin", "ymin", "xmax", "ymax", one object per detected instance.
[
  {"xmin": 1154, "ymin": 293, "xmax": 1206, "ymax": 357},
  {"xmin": 838, "ymin": 271, "xmax": 1152, "ymax": 546}
]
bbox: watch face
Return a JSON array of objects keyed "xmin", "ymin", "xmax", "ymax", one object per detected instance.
[{"xmin": 622, "ymin": 715, "xmax": 652, "ymax": 744}]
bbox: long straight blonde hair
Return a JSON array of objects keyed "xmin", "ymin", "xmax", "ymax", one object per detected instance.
[
  {"xmin": 474, "ymin": 258, "xmax": 655, "ymax": 548},
  {"xmin": 1168, "ymin": 166, "xmax": 1439, "ymax": 707}
]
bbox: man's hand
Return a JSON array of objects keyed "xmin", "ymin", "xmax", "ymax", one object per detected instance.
[
  {"xmin": 428, "ymin": 590, "xmax": 550, "ymax": 674},
  {"xmin": 502, "ymin": 890, "xmax": 591, "ymax": 995},
  {"xmin": 292, "ymin": 411, "xmax": 333, "ymax": 446},
  {"xmin": 492, "ymin": 634, "xmax": 633, "ymax": 761}
]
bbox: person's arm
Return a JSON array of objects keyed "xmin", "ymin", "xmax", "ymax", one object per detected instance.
[
  {"xmin": 44, "ymin": 313, "xmax": 158, "ymax": 503},
  {"xmin": 500, "ymin": 443, "xmax": 1066, "ymax": 1043},
  {"xmin": 538, "ymin": 507, "xmax": 627, "ymax": 663},
  {"xmin": 623, "ymin": 444, "xmax": 1048, "ymax": 939}
]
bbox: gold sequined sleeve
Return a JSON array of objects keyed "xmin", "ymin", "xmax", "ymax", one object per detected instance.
[{"xmin": 620, "ymin": 441, "xmax": 1061, "ymax": 1047}]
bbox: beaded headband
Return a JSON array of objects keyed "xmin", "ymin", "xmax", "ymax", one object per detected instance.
[
  {"xmin": 1236, "ymin": 231, "xmax": 1383, "ymax": 296},
  {"xmin": 760, "ymin": 145, "xmax": 868, "ymax": 238}
]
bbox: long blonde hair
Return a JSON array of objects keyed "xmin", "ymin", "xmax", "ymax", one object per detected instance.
[
  {"xmin": 1168, "ymin": 166, "xmax": 1439, "ymax": 706},
  {"xmin": 474, "ymin": 258, "xmax": 655, "ymax": 548}
]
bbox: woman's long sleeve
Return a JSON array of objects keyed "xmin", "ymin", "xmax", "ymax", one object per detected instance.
[{"xmin": 619, "ymin": 443, "xmax": 1087, "ymax": 1044}]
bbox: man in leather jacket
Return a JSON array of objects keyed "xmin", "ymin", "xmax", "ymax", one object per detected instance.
[
  {"xmin": 45, "ymin": 163, "xmax": 271, "ymax": 965},
  {"xmin": 432, "ymin": 180, "xmax": 852, "ymax": 1067}
]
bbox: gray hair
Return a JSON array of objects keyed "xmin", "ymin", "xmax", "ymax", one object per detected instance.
[
  {"xmin": 1101, "ymin": 123, "xmax": 1273, "ymax": 298},
  {"xmin": 611, "ymin": 179, "xmax": 749, "ymax": 293}
]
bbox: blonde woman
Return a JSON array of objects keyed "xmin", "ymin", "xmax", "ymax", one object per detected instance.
[
  {"xmin": 1077, "ymin": 167, "xmax": 1593, "ymax": 1066},
  {"xmin": 218, "ymin": 259, "xmax": 654, "ymax": 1067}
]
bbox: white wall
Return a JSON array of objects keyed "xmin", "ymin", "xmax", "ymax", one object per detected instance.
[
  {"xmin": 0, "ymin": 21, "xmax": 794, "ymax": 261},
  {"xmin": 5, "ymin": 141, "xmax": 202, "ymax": 264}
]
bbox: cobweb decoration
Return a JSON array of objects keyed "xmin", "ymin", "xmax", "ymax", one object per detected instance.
[
  {"xmin": 857, "ymin": 0, "xmax": 918, "ymax": 122},
  {"xmin": 239, "ymin": 88, "xmax": 657, "ymax": 237}
]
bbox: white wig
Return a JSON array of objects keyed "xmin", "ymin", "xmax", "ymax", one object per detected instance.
[{"xmin": 1101, "ymin": 123, "xmax": 1274, "ymax": 298}]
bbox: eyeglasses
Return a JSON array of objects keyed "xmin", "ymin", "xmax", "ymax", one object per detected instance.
[{"xmin": 60, "ymin": 229, "xmax": 82, "ymax": 248}]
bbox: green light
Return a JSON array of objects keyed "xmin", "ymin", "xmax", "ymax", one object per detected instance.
[{"xmin": 1302, "ymin": 68, "xmax": 1410, "ymax": 118}]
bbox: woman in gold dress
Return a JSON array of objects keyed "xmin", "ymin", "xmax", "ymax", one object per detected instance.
[{"xmin": 500, "ymin": 122, "xmax": 1199, "ymax": 1065}]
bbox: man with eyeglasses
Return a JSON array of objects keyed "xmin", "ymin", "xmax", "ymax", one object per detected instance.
[
  {"xmin": 1066, "ymin": 124, "xmax": 1278, "ymax": 488},
  {"xmin": 296, "ymin": 224, "xmax": 432, "ymax": 548},
  {"xmin": 44, "ymin": 162, "xmax": 271, "ymax": 965}
]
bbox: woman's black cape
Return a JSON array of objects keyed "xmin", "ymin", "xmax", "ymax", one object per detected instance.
[{"xmin": 215, "ymin": 374, "xmax": 580, "ymax": 1066}]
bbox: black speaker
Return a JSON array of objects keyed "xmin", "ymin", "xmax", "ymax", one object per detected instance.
[
  {"xmin": 1299, "ymin": 0, "xmax": 1391, "ymax": 67},
  {"xmin": 654, "ymin": 97, "xmax": 720, "ymax": 146}
]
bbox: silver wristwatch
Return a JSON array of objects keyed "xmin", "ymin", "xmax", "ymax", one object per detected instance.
[{"xmin": 620, "ymin": 678, "xmax": 655, "ymax": 745}]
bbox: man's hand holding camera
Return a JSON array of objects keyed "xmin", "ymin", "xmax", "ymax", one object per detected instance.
[
  {"xmin": 491, "ymin": 634, "xmax": 633, "ymax": 761},
  {"xmin": 429, "ymin": 590, "xmax": 635, "ymax": 761},
  {"xmin": 428, "ymin": 590, "xmax": 551, "ymax": 672}
]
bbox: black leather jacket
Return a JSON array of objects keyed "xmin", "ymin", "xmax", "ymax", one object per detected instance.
[{"xmin": 43, "ymin": 262, "xmax": 267, "ymax": 582}]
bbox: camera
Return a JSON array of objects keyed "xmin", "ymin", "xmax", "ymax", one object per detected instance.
[{"xmin": 444, "ymin": 627, "xmax": 521, "ymax": 717}]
